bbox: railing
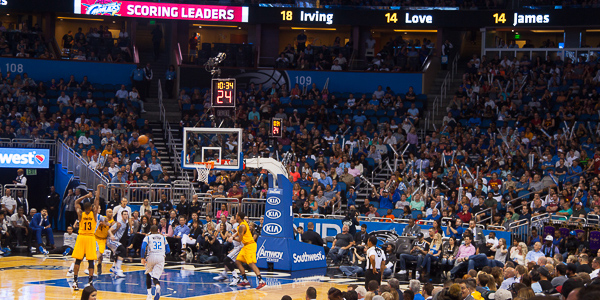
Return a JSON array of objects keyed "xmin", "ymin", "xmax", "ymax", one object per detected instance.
[
  {"xmin": 2, "ymin": 184, "xmax": 27, "ymax": 209},
  {"xmin": 429, "ymin": 52, "xmax": 459, "ymax": 131},
  {"xmin": 57, "ymin": 139, "xmax": 109, "ymax": 192},
  {"xmin": 133, "ymin": 44, "xmax": 139, "ymax": 64},
  {"xmin": 0, "ymin": 138, "xmax": 57, "ymax": 160},
  {"xmin": 509, "ymin": 219, "xmax": 529, "ymax": 244},
  {"xmin": 158, "ymin": 79, "xmax": 184, "ymax": 179},
  {"xmin": 176, "ymin": 43, "xmax": 183, "ymax": 66},
  {"xmin": 474, "ymin": 207, "xmax": 493, "ymax": 224},
  {"xmin": 588, "ymin": 214, "xmax": 600, "ymax": 226},
  {"xmin": 482, "ymin": 47, "xmax": 600, "ymax": 63}
]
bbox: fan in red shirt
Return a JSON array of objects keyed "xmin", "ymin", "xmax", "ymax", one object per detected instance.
[
  {"xmin": 592, "ymin": 150, "xmax": 600, "ymax": 174},
  {"xmin": 227, "ymin": 184, "xmax": 243, "ymax": 203},
  {"xmin": 487, "ymin": 173, "xmax": 503, "ymax": 190},
  {"xmin": 457, "ymin": 204, "xmax": 472, "ymax": 223}
]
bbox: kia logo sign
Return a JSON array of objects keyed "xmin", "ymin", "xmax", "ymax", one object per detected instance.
[
  {"xmin": 267, "ymin": 197, "xmax": 281, "ymax": 206},
  {"xmin": 263, "ymin": 223, "xmax": 282, "ymax": 235},
  {"xmin": 266, "ymin": 209, "xmax": 281, "ymax": 219}
]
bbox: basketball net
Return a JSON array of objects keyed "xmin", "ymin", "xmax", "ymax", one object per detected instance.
[{"xmin": 194, "ymin": 162, "xmax": 214, "ymax": 183}]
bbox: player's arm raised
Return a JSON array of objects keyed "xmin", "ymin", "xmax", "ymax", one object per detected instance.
[
  {"xmin": 75, "ymin": 191, "xmax": 93, "ymax": 218},
  {"xmin": 93, "ymin": 184, "xmax": 105, "ymax": 216}
]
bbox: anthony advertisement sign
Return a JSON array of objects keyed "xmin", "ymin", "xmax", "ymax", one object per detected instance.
[
  {"xmin": 0, "ymin": 148, "xmax": 49, "ymax": 169},
  {"xmin": 74, "ymin": 0, "xmax": 249, "ymax": 22}
]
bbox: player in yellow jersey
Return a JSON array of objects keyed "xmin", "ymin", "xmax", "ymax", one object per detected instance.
[
  {"xmin": 71, "ymin": 184, "xmax": 104, "ymax": 290},
  {"xmin": 91, "ymin": 208, "xmax": 113, "ymax": 276},
  {"xmin": 234, "ymin": 211, "xmax": 266, "ymax": 289}
]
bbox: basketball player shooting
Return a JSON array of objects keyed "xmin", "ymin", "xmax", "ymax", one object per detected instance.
[{"xmin": 71, "ymin": 184, "xmax": 103, "ymax": 290}]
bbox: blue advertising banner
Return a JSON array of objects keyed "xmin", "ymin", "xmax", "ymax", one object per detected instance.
[
  {"xmin": 180, "ymin": 66, "xmax": 423, "ymax": 94},
  {"xmin": 0, "ymin": 57, "xmax": 136, "ymax": 85},
  {"xmin": 286, "ymin": 70, "xmax": 423, "ymax": 94},
  {"xmin": 256, "ymin": 236, "xmax": 326, "ymax": 271},
  {"xmin": 262, "ymin": 174, "xmax": 294, "ymax": 239},
  {"xmin": 293, "ymin": 218, "xmax": 511, "ymax": 246},
  {"xmin": 0, "ymin": 148, "xmax": 49, "ymax": 168}
]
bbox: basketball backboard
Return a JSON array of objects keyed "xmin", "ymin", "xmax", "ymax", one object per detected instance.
[{"xmin": 182, "ymin": 127, "xmax": 243, "ymax": 171}]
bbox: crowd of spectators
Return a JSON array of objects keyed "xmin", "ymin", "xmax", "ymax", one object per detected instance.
[
  {"xmin": 276, "ymin": 35, "xmax": 353, "ymax": 70},
  {"xmin": 0, "ymin": 70, "xmax": 167, "ymax": 186},
  {"xmin": 61, "ymin": 26, "xmax": 132, "ymax": 62},
  {"xmin": 367, "ymin": 35, "xmax": 434, "ymax": 72},
  {"xmin": 0, "ymin": 22, "xmax": 53, "ymax": 59}
]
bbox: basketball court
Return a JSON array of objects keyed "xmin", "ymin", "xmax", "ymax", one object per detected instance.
[{"xmin": 0, "ymin": 256, "xmax": 356, "ymax": 300}]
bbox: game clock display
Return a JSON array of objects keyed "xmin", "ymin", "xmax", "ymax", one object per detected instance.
[
  {"xmin": 211, "ymin": 78, "xmax": 236, "ymax": 108},
  {"xmin": 271, "ymin": 118, "xmax": 283, "ymax": 138}
]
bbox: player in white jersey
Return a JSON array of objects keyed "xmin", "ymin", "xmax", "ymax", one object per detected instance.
[
  {"xmin": 142, "ymin": 225, "xmax": 169, "ymax": 300},
  {"xmin": 213, "ymin": 221, "xmax": 244, "ymax": 285},
  {"xmin": 107, "ymin": 210, "xmax": 129, "ymax": 278}
]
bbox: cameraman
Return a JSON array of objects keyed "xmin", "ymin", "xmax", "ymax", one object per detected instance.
[
  {"xmin": 339, "ymin": 245, "xmax": 366, "ymax": 277},
  {"xmin": 343, "ymin": 208, "xmax": 360, "ymax": 238},
  {"xmin": 446, "ymin": 218, "xmax": 464, "ymax": 241}
]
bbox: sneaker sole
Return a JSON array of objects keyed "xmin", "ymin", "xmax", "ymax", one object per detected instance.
[{"xmin": 256, "ymin": 283, "xmax": 266, "ymax": 290}]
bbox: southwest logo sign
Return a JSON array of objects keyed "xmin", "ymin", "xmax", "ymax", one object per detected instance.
[
  {"xmin": 35, "ymin": 154, "xmax": 45, "ymax": 164},
  {"xmin": 265, "ymin": 209, "xmax": 281, "ymax": 219},
  {"xmin": 0, "ymin": 148, "xmax": 50, "ymax": 169},
  {"xmin": 262, "ymin": 223, "xmax": 282, "ymax": 235},
  {"xmin": 266, "ymin": 197, "xmax": 281, "ymax": 206}
]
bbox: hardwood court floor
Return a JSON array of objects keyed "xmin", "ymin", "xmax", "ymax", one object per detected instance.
[{"xmin": 0, "ymin": 256, "xmax": 352, "ymax": 300}]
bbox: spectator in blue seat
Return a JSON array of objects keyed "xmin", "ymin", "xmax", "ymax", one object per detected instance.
[
  {"xmin": 318, "ymin": 172, "xmax": 332, "ymax": 187},
  {"xmin": 425, "ymin": 208, "xmax": 441, "ymax": 221}
]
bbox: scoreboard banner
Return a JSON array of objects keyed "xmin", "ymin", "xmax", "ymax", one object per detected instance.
[
  {"xmin": 249, "ymin": 7, "xmax": 600, "ymax": 28},
  {"xmin": 74, "ymin": 0, "xmax": 249, "ymax": 22}
]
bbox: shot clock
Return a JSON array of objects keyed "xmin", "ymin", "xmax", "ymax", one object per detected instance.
[
  {"xmin": 211, "ymin": 78, "xmax": 236, "ymax": 108},
  {"xmin": 271, "ymin": 118, "xmax": 283, "ymax": 138}
]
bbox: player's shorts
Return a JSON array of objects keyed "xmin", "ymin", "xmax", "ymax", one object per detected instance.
[
  {"xmin": 236, "ymin": 242, "xmax": 257, "ymax": 265},
  {"xmin": 145, "ymin": 255, "xmax": 165, "ymax": 279},
  {"xmin": 107, "ymin": 238, "xmax": 122, "ymax": 253},
  {"xmin": 96, "ymin": 238, "xmax": 107, "ymax": 254},
  {"xmin": 227, "ymin": 243, "xmax": 243, "ymax": 260},
  {"xmin": 72, "ymin": 235, "xmax": 98, "ymax": 261}
]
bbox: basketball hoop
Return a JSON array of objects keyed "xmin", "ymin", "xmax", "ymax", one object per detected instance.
[{"xmin": 194, "ymin": 162, "xmax": 214, "ymax": 183}]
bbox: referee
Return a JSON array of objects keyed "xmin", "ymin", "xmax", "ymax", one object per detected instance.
[{"xmin": 365, "ymin": 236, "xmax": 385, "ymax": 287}]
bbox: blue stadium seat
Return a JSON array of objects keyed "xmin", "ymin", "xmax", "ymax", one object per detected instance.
[
  {"xmin": 151, "ymin": 171, "xmax": 162, "ymax": 182},
  {"xmin": 88, "ymin": 107, "xmax": 100, "ymax": 116},
  {"xmin": 411, "ymin": 210, "xmax": 422, "ymax": 219},
  {"xmin": 75, "ymin": 107, "xmax": 87, "ymax": 115},
  {"xmin": 136, "ymin": 119, "xmax": 145, "ymax": 128}
]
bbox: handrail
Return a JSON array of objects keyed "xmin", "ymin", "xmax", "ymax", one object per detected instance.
[
  {"xmin": 158, "ymin": 79, "xmax": 184, "ymax": 179},
  {"xmin": 176, "ymin": 43, "xmax": 183, "ymax": 66},
  {"xmin": 133, "ymin": 44, "xmax": 139, "ymax": 64},
  {"xmin": 474, "ymin": 207, "xmax": 492, "ymax": 224},
  {"xmin": 487, "ymin": 225, "xmax": 505, "ymax": 231},
  {"xmin": 482, "ymin": 47, "xmax": 600, "ymax": 62}
]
